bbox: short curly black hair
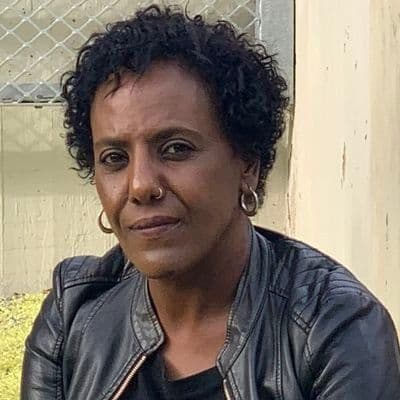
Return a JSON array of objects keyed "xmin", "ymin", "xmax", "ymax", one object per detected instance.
[{"xmin": 61, "ymin": 4, "xmax": 288, "ymax": 206}]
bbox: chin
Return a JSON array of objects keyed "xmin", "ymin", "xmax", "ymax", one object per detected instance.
[
  {"xmin": 136, "ymin": 263, "xmax": 190, "ymax": 281},
  {"xmin": 127, "ymin": 252, "xmax": 190, "ymax": 280},
  {"xmin": 145, "ymin": 269, "xmax": 177, "ymax": 280}
]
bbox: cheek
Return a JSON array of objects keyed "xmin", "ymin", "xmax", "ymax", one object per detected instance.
[
  {"xmin": 95, "ymin": 176, "xmax": 127, "ymax": 222},
  {"xmin": 173, "ymin": 160, "xmax": 241, "ymax": 216}
]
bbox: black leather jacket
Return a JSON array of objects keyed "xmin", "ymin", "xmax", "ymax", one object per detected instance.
[{"xmin": 21, "ymin": 226, "xmax": 400, "ymax": 399}]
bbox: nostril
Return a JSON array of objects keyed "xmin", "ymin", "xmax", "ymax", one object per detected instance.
[{"xmin": 129, "ymin": 181, "xmax": 164, "ymax": 205}]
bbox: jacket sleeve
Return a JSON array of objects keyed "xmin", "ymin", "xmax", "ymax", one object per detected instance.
[
  {"xmin": 306, "ymin": 292, "xmax": 400, "ymax": 399},
  {"xmin": 20, "ymin": 266, "xmax": 64, "ymax": 400}
]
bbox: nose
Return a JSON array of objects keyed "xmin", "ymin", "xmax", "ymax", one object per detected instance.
[{"xmin": 128, "ymin": 148, "xmax": 162, "ymax": 205}]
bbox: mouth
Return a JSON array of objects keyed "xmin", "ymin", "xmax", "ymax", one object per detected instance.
[{"xmin": 129, "ymin": 216, "xmax": 181, "ymax": 237}]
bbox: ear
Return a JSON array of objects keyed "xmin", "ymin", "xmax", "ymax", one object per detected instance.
[{"xmin": 240, "ymin": 158, "xmax": 260, "ymax": 192}]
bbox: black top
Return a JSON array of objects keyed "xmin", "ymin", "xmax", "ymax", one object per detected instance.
[{"xmin": 121, "ymin": 352, "xmax": 225, "ymax": 400}]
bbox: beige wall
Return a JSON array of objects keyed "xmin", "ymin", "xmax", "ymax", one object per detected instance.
[
  {"xmin": 0, "ymin": 1, "xmax": 399, "ymax": 333},
  {"xmin": 281, "ymin": 0, "xmax": 400, "ymax": 332},
  {"xmin": 0, "ymin": 106, "xmax": 115, "ymax": 296},
  {"xmin": 369, "ymin": 0, "xmax": 400, "ymax": 330}
]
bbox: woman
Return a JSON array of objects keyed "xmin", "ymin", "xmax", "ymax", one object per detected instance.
[{"xmin": 21, "ymin": 5, "xmax": 400, "ymax": 400}]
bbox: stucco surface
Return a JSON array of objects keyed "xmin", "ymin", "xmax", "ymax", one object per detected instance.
[
  {"xmin": 369, "ymin": 0, "xmax": 400, "ymax": 328},
  {"xmin": 287, "ymin": 0, "xmax": 400, "ymax": 331},
  {"xmin": 0, "ymin": 106, "xmax": 115, "ymax": 296}
]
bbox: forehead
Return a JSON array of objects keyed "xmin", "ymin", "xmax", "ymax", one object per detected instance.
[{"xmin": 90, "ymin": 61, "xmax": 219, "ymax": 137}]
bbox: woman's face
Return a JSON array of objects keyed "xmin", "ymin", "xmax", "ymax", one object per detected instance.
[{"xmin": 91, "ymin": 61, "xmax": 256, "ymax": 279}]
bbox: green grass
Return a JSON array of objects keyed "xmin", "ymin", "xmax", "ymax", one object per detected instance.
[{"xmin": 0, "ymin": 293, "xmax": 47, "ymax": 400}]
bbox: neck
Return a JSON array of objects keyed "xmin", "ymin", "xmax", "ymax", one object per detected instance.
[{"xmin": 148, "ymin": 215, "xmax": 252, "ymax": 332}]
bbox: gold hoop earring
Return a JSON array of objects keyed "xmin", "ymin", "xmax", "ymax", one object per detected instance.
[
  {"xmin": 98, "ymin": 209, "xmax": 113, "ymax": 234},
  {"xmin": 240, "ymin": 186, "xmax": 259, "ymax": 217},
  {"xmin": 154, "ymin": 187, "xmax": 165, "ymax": 200}
]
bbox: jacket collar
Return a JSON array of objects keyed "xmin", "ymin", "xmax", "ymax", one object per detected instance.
[
  {"xmin": 129, "ymin": 224, "xmax": 271, "ymax": 374},
  {"xmin": 130, "ymin": 272, "xmax": 165, "ymax": 353},
  {"xmin": 217, "ymin": 225, "xmax": 272, "ymax": 375}
]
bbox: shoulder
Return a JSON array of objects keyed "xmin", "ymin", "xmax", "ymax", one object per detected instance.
[
  {"xmin": 49, "ymin": 245, "xmax": 140, "ymax": 323},
  {"xmin": 22, "ymin": 246, "xmax": 141, "ymax": 396},
  {"xmin": 256, "ymin": 227, "xmax": 400, "ymax": 396},
  {"xmin": 255, "ymin": 226, "xmax": 386, "ymax": 331},
  {"xmin": 53, "ymin": 245, "xmax": 136, "ymax": 291}
]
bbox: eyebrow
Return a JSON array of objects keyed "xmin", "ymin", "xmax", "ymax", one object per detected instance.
[
  {"xmin": 93, "ymin": 138, "xmax": 130, "ymax": 150},
  {"xmin": 93, "ymin": 127, "xmax": 202, "ymax": 150},
  {"xmin": 149, "ymin": 127, "xmax": 201, "ymax": 142}
]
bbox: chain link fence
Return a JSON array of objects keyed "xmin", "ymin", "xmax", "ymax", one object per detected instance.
[{"xmin": 0, "ymin": 0, "xmax": 259, "ymax": 104}]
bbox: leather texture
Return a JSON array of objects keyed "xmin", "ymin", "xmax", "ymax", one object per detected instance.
[{"xmin": 21, "ymin": 225, "xmax": 400, "ymax": 399}]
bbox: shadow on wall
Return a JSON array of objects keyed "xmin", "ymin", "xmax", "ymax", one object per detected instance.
[{"xmin": 0, "ymin": 105, "xmax": 116, "ymax": 297}]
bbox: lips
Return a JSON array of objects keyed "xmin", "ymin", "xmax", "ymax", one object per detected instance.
[
  {"xmin": 128, "ymin": 216, "xmax": 181, "ymax": 239},
  {"xmin": 129, "ymin": 216, "xmax": 180, "ymax": 231}
]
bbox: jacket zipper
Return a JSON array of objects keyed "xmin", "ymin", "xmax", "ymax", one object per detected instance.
[
  {"xmin": 110, "ymin": 354, "xmax": 147, "ymax": 400},
  {"xmin": 223, "ymin": 378, "xmax": 233, "ymax": 400}
]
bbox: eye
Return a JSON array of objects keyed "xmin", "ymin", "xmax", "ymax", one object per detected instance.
[
  {"xmin": 99, "ymin": 150, "xmax": 128, "ymax": 170},
  {"xmin": 161, "ymin": 141, "xmax": 194, "ymax": 160}
]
